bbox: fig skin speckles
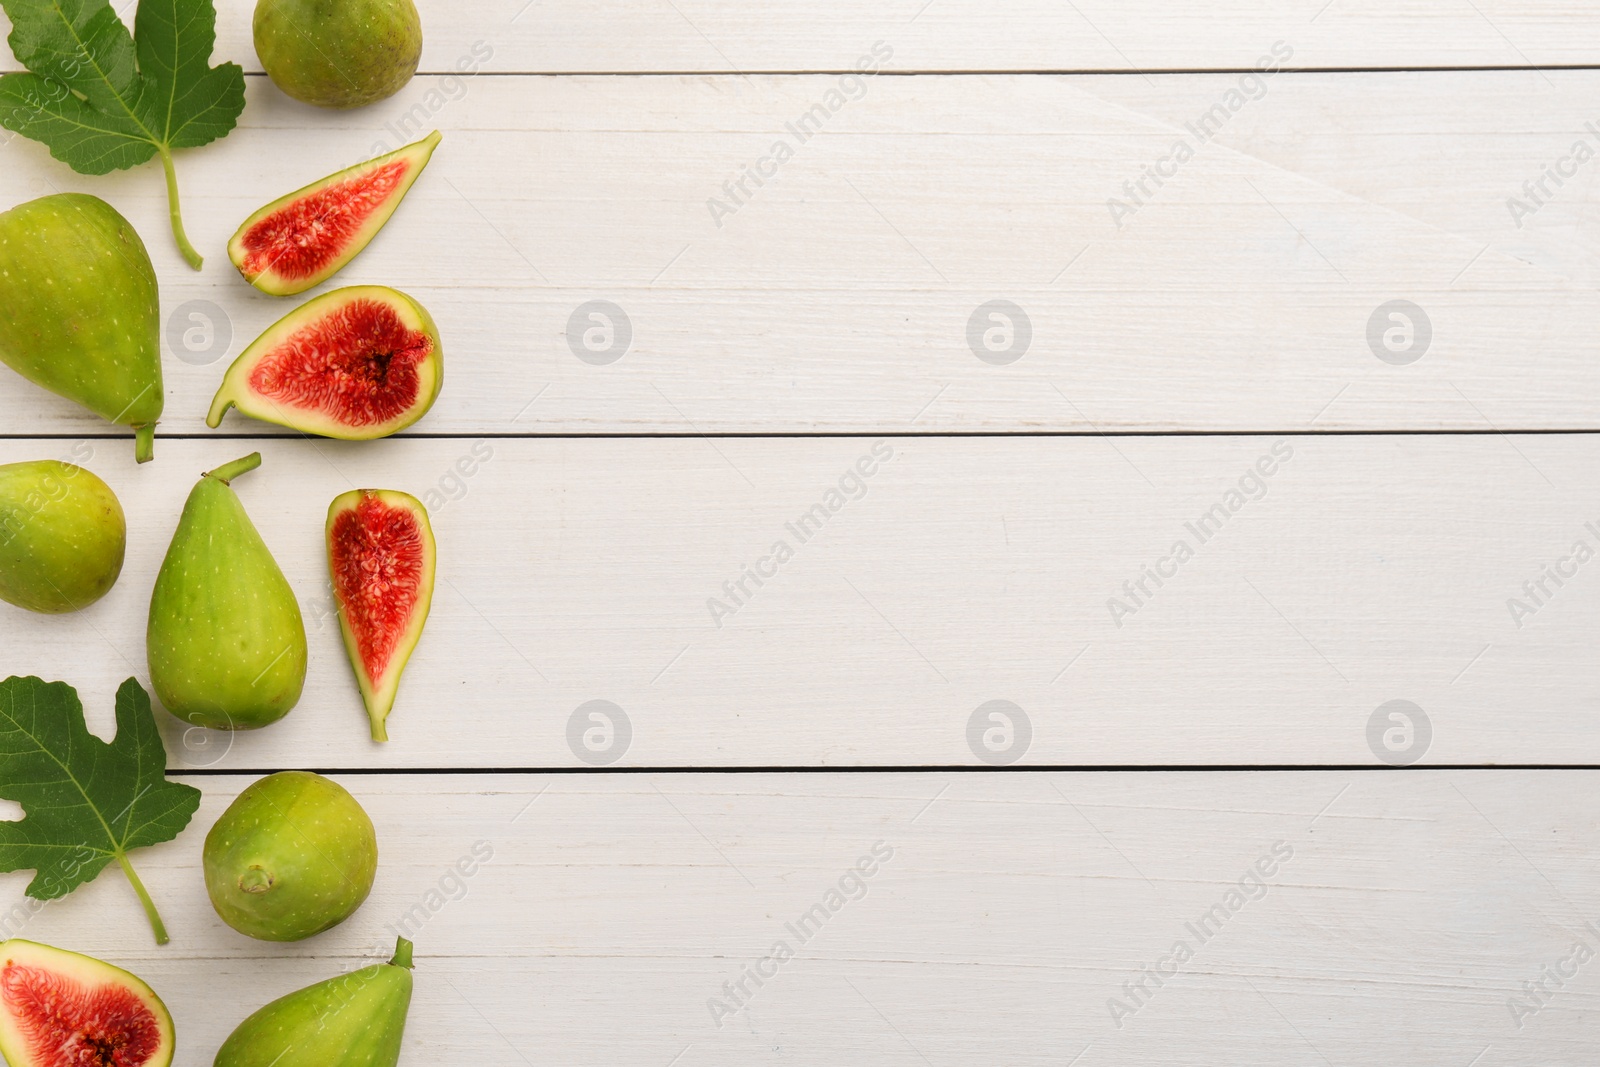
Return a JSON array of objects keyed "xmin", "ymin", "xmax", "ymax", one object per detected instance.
[
  {"xmin": 0, "ymin": 195, "xmax": 162, "ymax": 462},
  {"xmin": 212, "ymin": 937, "xmax": 414, "ymax": 1067},
  {"xmin": 146, "ymin": 454, "xmax": 308, "ymax": 731},
  {"xmin": 0, "ymin": 462, "xmax": 125, "ymax": 614},
  {"xmin": 203, "ymin": 772, "xmax": 378, "ymax": 942},
  {"xmin": 254, "ymin": 0, "xmax": 422, "ymax": 110}
]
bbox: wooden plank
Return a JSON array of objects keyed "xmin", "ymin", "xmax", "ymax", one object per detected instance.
[
  {"xmin": 4, "ymin": 2, "xmax": 1599, "ymax": 74},
  {"xmin": 3, "ymin": 72, "xmax": 1599, "ymax": 435},
  {"xmin": 1, "ymin": 435, "xmax": 1596, "ymax": 769},
  {"xmin": 2, "ymin": 772, "xmax": 1592, "ymax": 1064}
]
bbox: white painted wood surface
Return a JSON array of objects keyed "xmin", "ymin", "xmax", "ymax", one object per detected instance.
[
  {"xmin": 5, "ymin": 72, "xmax": 1600, "ymax": 433},
  {"xmin": 3, "ymin": 774, "xmax": 1597, "ymax": 1065},
  {"xmin": 5, "ymin": 2, "xmax": 1600, "ymax": 73},
  {"xmin": 2, "ymin": 2, "xmax": 1597, "ymax": 1064},
  {"xmin": 1, "ymin": 436, "xmax": 1595, "ymax": 769}
]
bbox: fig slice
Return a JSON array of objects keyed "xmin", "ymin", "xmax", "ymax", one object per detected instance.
[
  {"xmin": 207, "ymin": 286, "xmax": 443, "ymax": 439},
  {"xmin": 327, "ymin": 489, "xmax": 436, "ymax": 741},
  {"xmin": 0, "ymin": 940, "xmax": 175, "ymax": 1067},
  {"xmin": 228, "ymin": 131, "xmax": 441, "ymax": 295}
]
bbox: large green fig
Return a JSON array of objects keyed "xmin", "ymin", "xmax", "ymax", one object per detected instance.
[
  {"xmin": 254, "ymin": 0, "xmax": 423, "ymax": 110},
  {"xmin": 147, "ymin": 454, "xmax": 307, "ymax": 730},
  {"xmin": 204, "ymin": 771, "xmax": 378, "ymax": 942},
  {"xmin": 0, "ymin": 195, "xmax": 163, "ymax": 463},
  {"xmin": 215, "ymin": 937, "xmax": 413, "ymax": 1067},
  {"xmin": 0, "ymin": 461, "xmax": 125, "ymax": 613}
]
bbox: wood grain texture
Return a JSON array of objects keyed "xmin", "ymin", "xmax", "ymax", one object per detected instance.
[
  {"xmin": 1, "ymin": 436, "xmax": 1594, "ymax": 769},
  {"xmin": 1, "ymin": 3, "xmax": 1592, "ymax": 1063},
  {"xmin": 1, "ymin": 773, "xmax": 1593, "ymax": 1065},
  {"xmin": 4, "ymin": 73, "xmax": 1600, "ymax": 434},
  {"xmin": 3, "ymin": 1, "xmax": 1598, "ymax": 74}
]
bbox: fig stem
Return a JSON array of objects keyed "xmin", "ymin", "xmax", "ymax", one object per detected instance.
[
  {"xmin": 389, "ymin": 937, "xmax": 414, "ymax": 969},
  {"xmin": 159, "ymin": 147, "xmax": 204, "ymax": 271},
  {"xmin": 370, "ymin": 715, "xmax": 389, "ymax": 743},
  {"xmin": 207, "ymin": 453, "xmax": 263, "ymax": 485},
  {"xmin": 115, "ymin": 852, "xmax": 170, "ymax": 945},
  {"xmin": 134, "ymin": 425, "xmax": 155, "ymax": 464}
]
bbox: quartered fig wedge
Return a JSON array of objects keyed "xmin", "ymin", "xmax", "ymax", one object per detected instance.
[
  {"xmin": 228, "ymin": 132, "xmax": 441, "ymax": 296},
  {"xmin": 0, "ymin": 940, "xmax": 175, "ymax": 1067},
  {"xmin": 207, "ymin": 286, "xmax": 443, "ymax": 439},
  {"xmin": 327, "ymin": 490, "xmax": 436, "ymax": 742}
]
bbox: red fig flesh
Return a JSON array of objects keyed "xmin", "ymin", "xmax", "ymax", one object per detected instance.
[
  {"xmin": 228, "ymin": 132, "xmax": 441, "ymax": 296},
  {"xmin": 0, "ymin": 940, "xmax": 174, "ymax": 1067},
  {"xmin": 327, "ymin": 489, "xmax": 436, "ymax": 741},
  {"xmin": 207, "ymin": 286, "xmax": 442, "ymax": 439}
]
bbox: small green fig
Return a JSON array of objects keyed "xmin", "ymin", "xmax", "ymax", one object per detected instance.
[
  {"xmin": 254, "ymin": 0, "xmax": 423, "ymax": 110},
  {"xmin": 214, "ymin": 937, "xmax": 414, "ymax": 1067},
  {"xmin": 0, "ymin": 461, "xmax": 125, "ymax": 613},
  {"xmin": 204, "ymin": 771, "xmax": 378, "ymax": 942},
  {"xmin": 147, "ymin": 454, "xmax": 307, "ymax": 730}
]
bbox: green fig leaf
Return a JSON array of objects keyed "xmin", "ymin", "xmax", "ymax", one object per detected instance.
[
  {"xmin": 0, "ymin": 675, "xmax": 202, "ymax": 944},
  {"xmin": 0, "ymin": 0, "xmax": 246, "ymax": 268}
]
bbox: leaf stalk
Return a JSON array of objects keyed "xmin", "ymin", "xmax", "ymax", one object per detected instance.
[
  {"xmin": 159, "ymin": 147, "xmax": 203, "ymax": 270},
  {"xmin": 115, "ymin": 851, "xmax": 170, "ymax": 945}
]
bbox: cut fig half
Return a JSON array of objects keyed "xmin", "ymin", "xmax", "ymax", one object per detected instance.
[
  {"xmin": 327, "ymin": 489, "xmax": 437, "ymax": 742},
  {"xmin": 0, "ymin": 940, "xmax": 175, "ymax": 1067},
  {"xmin": 208, "ymin": 286, "xmax": 443, "ymax": 439},
  {"xmin": 228, "ymin": 131, "xmax": 442, "ymax": 296}
]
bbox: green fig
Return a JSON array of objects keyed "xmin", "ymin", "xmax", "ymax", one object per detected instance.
[
  {"xmin": 147, "ymin": 454, "xmax": 307, "ymax": 730},
  {"xmin": 215, "ymin": 937, "xmax": 413, "ymax": 1067},
  {"xmin": 254, "ymin": 0, "xmax": 423, "ymax": 110},
  {"xmin": 203, "ymin": 771, "xmax": 378, "ymax": 942},
  {"xmin": 0, "ymin": 461, "xmax": 126, "ymax": 613},
  {"xmin": 0, "ymin": 195, "xmax": 163, "ymax": 463}
]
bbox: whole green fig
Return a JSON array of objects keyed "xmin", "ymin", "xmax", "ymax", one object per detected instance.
[
  {"xmin": 204, "ymin": 771, "xmax": 378, "ymax": 942},
  {"xmin": 147, "ymin": 453, "xmax": 307, "ymax": 730},
  {"xmin": 0, "ymin": 461, "xmax": 125, "ymax": 613},
  {"xmin": 214, "ymin": 937, "xmax": 414, "ymax": 1067},
  {"xmin": 254, "ymin": 0, "xmax": 423, "ymax": 109},
  {"xmin": 0, "ymin": 195, "xmax": 163, "ymax": 462}
]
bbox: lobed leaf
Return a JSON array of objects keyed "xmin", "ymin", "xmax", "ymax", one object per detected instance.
[{"xmin": 0, "ymin": 676, "xmax": 201, "ymax": 937}]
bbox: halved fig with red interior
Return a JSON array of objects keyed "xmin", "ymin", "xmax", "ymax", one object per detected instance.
[
  {"xmin": 228, "ymin": 131, "xmax": 441, "ymax": 296},
  {"xmin": 208, "ymin": 286, "xmax": 443, "ymax": 439},
  {"xmin": 0, "ymin": 939, "xmax": 175, "ymax": 1067},
  {"xmin": 327, "ymin": 489, "xmax": 437, "ymax": 742}
]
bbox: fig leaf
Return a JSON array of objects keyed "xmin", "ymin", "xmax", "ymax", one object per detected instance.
[
  {"xmin": 0, "ymin": 676, "xmax": 202, "ymax": 944},
  {"xmin": 0, "ymin": 0, "xmax": 247, "ymax": 269}
]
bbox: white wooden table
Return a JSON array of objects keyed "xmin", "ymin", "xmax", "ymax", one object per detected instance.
[{"xmin": 3, "ymin": 2, "xmax": 1598, "ymax": 1063}]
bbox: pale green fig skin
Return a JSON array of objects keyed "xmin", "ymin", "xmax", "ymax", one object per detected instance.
[
  {"xmin": 147, "ymin": 454, "xmax": 307, "ymax": 730},
  {"xmin": 204, "ymin": 772, "xmax": 379, "ymax": 942},
  {"xmin": 0, "ymin": 939, "xmax": 176, "ymax": 1067},
  {"xmin": 0, "ymin": 462, "xmax": 126, "ymax": 613},
  {"xmin": 254, "ymin": 0, "xmax": 423, "ymax": 109},
  {"xmin": 214, "ymin": 938, "xmax": 412, "ymax": 1067},
  {"xmin": 0, "ymin": 195, "xmax": 163, "ymax": 462}
]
